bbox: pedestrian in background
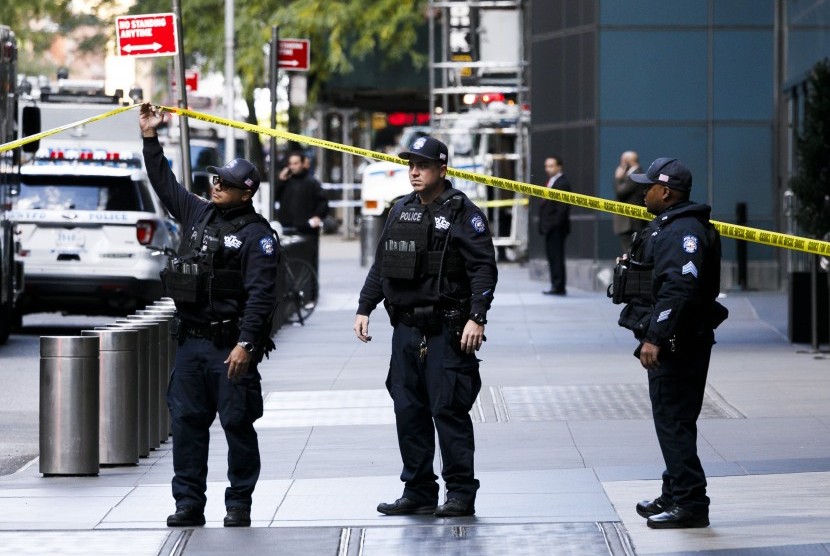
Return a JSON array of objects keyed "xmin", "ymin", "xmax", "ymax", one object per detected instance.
[
  {"xmin": 614, "ymin": 157, "xmax": 728, "ymax": 529},
  {"xmin": 353, "ymin": 135, "xmax": 497, "ymax": 518},
  {"xmin": 275, "ymin": 151, "xmax": 329, "ymax": 270},
  {"xmin": 139, "ymin": 104, "xmax": 280, "ymax": 528},
  {"xmin": 538, "ymin": 155, "xmax": 571, "ymax": 295},
  {"xmin": 613, "ymin": 150, "xmax": 647, "ymax": 253}
]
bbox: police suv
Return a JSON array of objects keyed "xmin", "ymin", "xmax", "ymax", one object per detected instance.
[{"xmin": 10, "ymin": 147, "xmax": 179, "ymax": 316}]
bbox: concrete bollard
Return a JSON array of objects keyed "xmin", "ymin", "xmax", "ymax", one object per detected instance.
[
  {"xmin": 82, "ymin": 329, "xmax": 139, "ymax": 466},
  {"xmin": 39, "ymin": 336, "xmax": 100, "ymax": 476}
]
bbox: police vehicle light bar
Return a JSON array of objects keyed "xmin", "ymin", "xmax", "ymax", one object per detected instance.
[{"xmin": 34, "ymin": 148, "xmax": 142, "ymax": 168}]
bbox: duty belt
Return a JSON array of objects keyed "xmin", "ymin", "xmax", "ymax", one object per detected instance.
[
  {"xmin": 392, "ymin": 304, "xmax": 466, "ymax": 330},
  {"xmin": 396, "ymin": 306, "xmax": 439, "ymax": 328},
  {"xmin": 180, "ymin": 321, "xmax": 214, "ymax": 339}
]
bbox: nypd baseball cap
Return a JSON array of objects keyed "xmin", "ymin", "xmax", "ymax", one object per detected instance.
[
  {"xmin": 207, "ymin": 158, "xmax": 261, "ymax": 193},
  {"xmin": 630, "ymin": 157, "xmax": 692, "ymax": 191},
  {"xmin": 399, "ymin": 136, "xmax": 449, "ymax": 164}
]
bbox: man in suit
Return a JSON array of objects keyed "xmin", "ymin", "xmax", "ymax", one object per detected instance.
[
  {"xmin": 538, "ymin": 155, "xmax": 571, "ymax": 295},
  {"xmin": 613, "ymin": 150, "xmax": 647, "ymax": 253}
]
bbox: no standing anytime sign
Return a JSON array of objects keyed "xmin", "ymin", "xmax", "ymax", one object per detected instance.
[{"xmin": 116, "ymin": 13, "xmax": 178, "ymax": 57}]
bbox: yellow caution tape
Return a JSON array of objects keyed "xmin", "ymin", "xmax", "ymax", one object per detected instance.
[
  {"xmin": 477, "ymin": 197, "xmax": 529, "ymax": 209},
  {"xmin": 3, "ymin": 102, "xmax": 829, "ymax": 257},
  {"xmin": 0, "ymin": 104, "xmax": 139, "ymax": 153}
]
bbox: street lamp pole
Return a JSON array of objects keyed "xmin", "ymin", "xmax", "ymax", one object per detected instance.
[
  {"xmin": 224, "ymin": 0, "xmax": 236, "ymax": 160},
  {"xmin": 269, "ymin": 25, "xmax": 279, "ymax": 222},
  {"xmin": 172, "ymin": 0, "xmax": 192, "ymax": 190}
]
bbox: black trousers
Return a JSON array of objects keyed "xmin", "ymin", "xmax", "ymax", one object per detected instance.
[
  {"xmin": 545, "ymin": 228, "xmax": 567, "ymax": 292},
  {"xmin": 648, "ymin": 341, "xmax": 713, "ymax": 514},
  {"xmin": 386, "ymin": 321, "xmax": 482, "ymax": 505},
  {"xmin": 167, "ymin": 337, "xmax": 264, "ymax": 511}
]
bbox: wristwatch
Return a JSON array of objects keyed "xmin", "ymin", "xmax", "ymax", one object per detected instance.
[
  {"xmin": 236, "ymin": 341, "xmax": 256, "ymax": 353},
  {"xmin": 470, "ymin": 313, "xmax": 487, "ymax": 325}
]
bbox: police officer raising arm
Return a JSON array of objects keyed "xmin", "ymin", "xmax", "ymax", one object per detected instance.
[
  {"xmin": 610, "ymin": 158, "xmax": 728, "ymax": 529},
  {"xmin": 139, "ymin": 104, "xmax": 280, "ymax": 529},
  {"xmin": 353, "ymin": 136, "xmax": 497, "ymax": 518}
]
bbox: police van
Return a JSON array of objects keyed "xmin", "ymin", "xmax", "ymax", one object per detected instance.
[{"xmin": 10, "ymin": 146, "xmax": 179, "ymax": 316}]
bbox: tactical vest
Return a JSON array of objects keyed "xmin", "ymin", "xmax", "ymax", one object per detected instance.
[
  {"xmin": 609, "ymin": 213, "xmax": 723, "ymax": 308},
  {"xmin": 607, "ymin": 230, "xmax": 655, "ymax": 304},
  {"xmin": 161, "ymin": 211, "xmax": 271, "ymax": 306},
  {"xmin": 380, "ymin": 190, "xmax": 465, "ymax": 283}
]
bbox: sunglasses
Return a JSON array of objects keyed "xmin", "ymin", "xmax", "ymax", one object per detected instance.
[{"xmin": 212, "ymin": 175, "xmax": 246, "ymax": 191}]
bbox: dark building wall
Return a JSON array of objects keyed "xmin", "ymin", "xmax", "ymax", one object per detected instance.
[
  {"xmin": 530, "ymin": 0, "xmax": 781, "ymax": 275},
  {"xmin": 787, "ymin": 0, "xmax": 830, "ymax": 80},
  {"xmin": 529, "ymin": 0, "xmax": 598, "ymax": 263}
]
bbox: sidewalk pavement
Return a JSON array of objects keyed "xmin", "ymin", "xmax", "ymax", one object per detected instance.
[{"xmin": 1, "ymin": 236, "xmax": 829, "ymax": 555}]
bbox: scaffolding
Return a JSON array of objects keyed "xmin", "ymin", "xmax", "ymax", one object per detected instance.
[{"xmin": 428, "ymin": 0, "xmax": 530, "ymax": 260}]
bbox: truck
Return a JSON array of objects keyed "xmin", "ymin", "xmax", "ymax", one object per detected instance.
[
  {"xmin": 360, "ymin": 126, "xmax": 488, "ymax": 218},
  {"xmin": 360, "ymin": 101, "xmax": 528, "ymax": 263},
  {"xmin": 0, "ymin": 24, "xmax": 24, "ymax": 343}
]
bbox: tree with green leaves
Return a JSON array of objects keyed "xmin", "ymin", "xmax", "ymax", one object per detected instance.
[
  {"xmin": 791, "ymin": 58, "xmax": 830, "ymax": 240},
  {"xmin": 129, "ymin": 0, "xmax": 428, "ymax": 166},
  {"xmin": 2, "ymin": 1, "xmax": 117, "ymax": 77}
]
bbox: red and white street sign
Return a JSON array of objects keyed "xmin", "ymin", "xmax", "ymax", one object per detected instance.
[
  {"xmin": 278, "ymin": 39, "xmax": 310, "ymax": 71},
  {"xmin": 115, "ymin": 13, "xmax": 178, "ymax": 58},
  {"xmin": 185, "ymin": 69, "xmax": 198, "ymax": 92}
]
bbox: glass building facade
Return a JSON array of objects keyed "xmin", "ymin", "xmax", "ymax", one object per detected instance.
[{"xmin": 529, "ymin": 0, "xmax": 830, "ymax": 289}]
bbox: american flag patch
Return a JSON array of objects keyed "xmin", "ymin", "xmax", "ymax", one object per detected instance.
[
  {"xmin": 657, "ymin": 309, "xmax": 672, "ymax": 322},
  {"xmin": 682, "ymin": 261, "xmax": 698, "ymax": 278}
]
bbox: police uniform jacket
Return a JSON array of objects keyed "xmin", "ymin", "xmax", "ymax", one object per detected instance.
[
  {"xmin": 143, "ymin": 137, "xmax": 279, "ymax": 345},
  {"xmin": 357, "ymin": 183, "xmax": 497, "ymax": 317},
  {"xmin": 619, "ymin": 201, "xmax": 726, "ymax": 361}
]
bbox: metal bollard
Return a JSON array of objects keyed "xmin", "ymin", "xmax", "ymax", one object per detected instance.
[
  {"xmin": 360, "ymin": 215, "xmax": 385, "ymax": 267},
  {"xmin": 135, "ymin": 309, "xmax": 174, "ymax": 439},
  {"xmin": 141, "ymin": 306, "xmax": 178, "ymax": 437},
  {"xmin": 115, "ymin": 319, "xmax": 160, "ymax": 450},
  {"xmin": 82, "ymin": 329, "xmax": 139, "ymax": 466},
  {"xmin": 39, "ymin": 336, "xmax": 100, "ymax": 476},
  {"xmin": 127, "ymin": 315, "xmax": 170, "ymax": 446},
  {"xmin": 104, "ymin": 323, "xmax": 151, "ymax": 457}
]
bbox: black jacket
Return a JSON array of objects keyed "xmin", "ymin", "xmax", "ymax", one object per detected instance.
[
  {"xmin": 143, "ymin": 137, "xmax": 279, "ymax": 344},
  {"xmin": 619, "ymin": 200, "xmax": 726, "ymax": 352},
  {"xmin": 538, "ymin": 174, "xmax": 571, "ymax": 235},
  {"xmin": 274, "ymin": 170, "xmax": 329, "ymax": 234},
  {"xmin": 357, "ymin": 183, "xmax": 497, "ymax": 318}
]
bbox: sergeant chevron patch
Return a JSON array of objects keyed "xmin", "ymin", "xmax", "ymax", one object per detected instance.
[{"xmin": 682, "ymin": 261, "xmax": 699, "ymax": 278}]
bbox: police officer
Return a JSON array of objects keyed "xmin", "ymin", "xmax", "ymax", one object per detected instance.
[
  {"xmin": 353, "ymin": 136, "xmax": 497, "ymax": 518},
  {"xmin": 614, "ymin": 158, "xmax": 727, "ymax": 529},
  {"xmin": 139, "ymin": 104, "xmax": 279, "ymax": 528}
]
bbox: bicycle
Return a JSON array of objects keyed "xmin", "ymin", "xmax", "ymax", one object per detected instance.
[{"xmin": 280, "ymin": 254, "xmax": 318, "ymax": 326}]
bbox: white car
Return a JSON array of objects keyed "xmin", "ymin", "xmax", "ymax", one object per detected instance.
[{"xmin": 10, "ymin": 148, "xmax": 180, "ymax": 316}]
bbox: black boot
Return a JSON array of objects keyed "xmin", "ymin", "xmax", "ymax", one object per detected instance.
[
  {"xmin": 224, "ymin": 508, "xmax": 251, "ymax": 527},
  {"xmin": 167, "ymin": 506, "xmax": 206, "ymax": 527},
  {"xmin": 635, "ymin": 497, "xmax": 670, "ymax": 518},
  {"xmin": 647, "ymin": 506, "xmax": 709, "ymax": 529},
  {"xmin": 376, "ymin": 497, "xmax": 437, "ymax": 516}
]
